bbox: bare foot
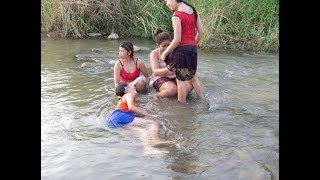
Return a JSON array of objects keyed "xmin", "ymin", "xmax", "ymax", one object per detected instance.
[
  {"xmin": 151, "ymin": 140, "xmax": 176, "ymax": 148},
  {"xmin": 143, "ymin": 146, "xmax": 169, "ymax": 156}
]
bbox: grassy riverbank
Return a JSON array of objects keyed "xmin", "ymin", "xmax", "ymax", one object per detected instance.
[{"xmin": 41, "ymin": 0, "xmax": 278, "ymax": 52}]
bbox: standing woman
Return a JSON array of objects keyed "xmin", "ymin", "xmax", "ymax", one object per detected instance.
[
  {"xmin": 114, "ymin": 41, "xmax": 150, "ymax": 93},
  {"xmin": 160, "ymin": 0, "xmax": 204, "ymax": 103}
]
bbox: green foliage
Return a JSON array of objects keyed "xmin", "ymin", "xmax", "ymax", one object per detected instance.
[
  {"xmin": 113, "ymin": 0, "xmax": 172, "ymax": 38},
  {"xmin": 190, "ymin": 0, "xmax": 278, "ymax": 52},
  {"xmin": 41, "ymin": 0, "xmax": 278, "ymax": 52}
]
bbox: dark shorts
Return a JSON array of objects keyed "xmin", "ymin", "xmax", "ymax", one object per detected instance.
[
  {"xmin": 164, "ymin": 45, "xmax": 197, "ymax": 81},
  {"xmin": 153, "ymin": 77, "xmax": 177, "ymax": 92},
  {"xmin": 106, "ymin": 109, "xmax": 135, "ymax": 128}
]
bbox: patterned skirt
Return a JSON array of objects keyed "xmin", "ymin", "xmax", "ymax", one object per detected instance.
[{"xmin": 164, "ymin": 45, "xmax": 197, "ymax": 81}]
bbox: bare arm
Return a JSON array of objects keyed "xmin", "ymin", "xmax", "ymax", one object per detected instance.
[
  {"xmin": 113, "ymin": 61, "xmax": 121, "ymax": 87},
  {"xmin": 138, "ymin": 59, "xmax": 150, "ymax": 87},
  {"xmin": 125, "ymin": 93, "xmax": 151, "ymax": 116},
  {"xmin": 150, "ymin": 49, "xmax": 170, "ymax": 76},
  {"xmin": 195, "ymin": 15, "xmax": 204, "ymax": 43},
  {"xmin": 160, "ymin": 16, "xmax": 181, "ymax": 61}
]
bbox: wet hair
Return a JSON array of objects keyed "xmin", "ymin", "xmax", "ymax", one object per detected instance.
[
  {"xmin": 119, "ymin": 41, "xmax": 134, "ymax": 58},
  {"xmin": 177, "ymin": 0, "xmax": 198, "ymax": 24},
  {"xmin": 116, "ymin": 82, "xmax": 128, "ymax": 97},
  {"xmin": 153, "ymin": 27, "xmax": 171, "ymax": 45}
]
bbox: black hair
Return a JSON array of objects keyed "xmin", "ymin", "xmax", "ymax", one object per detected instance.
[
  {"xmin": 115, "ymin": 82, "xmax": 128, "ymax": 97},
  {"xmin": 153, "ymin": 27, "xmax": 171, "ymax": 45},
  {"xmin": 119, "ymin": 41, "xmax": 134, "ymax": 57}
]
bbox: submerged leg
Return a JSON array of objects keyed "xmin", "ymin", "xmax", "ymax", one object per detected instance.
[
  {"xmin": 176, "ymin": 78, "xmax": 187, "ymax": 103},
  {"xmin": 190, "ymin": 75, "xmax": 204, "ymax": 98},
  {"xmin": 130, "ymin": 118, "xmax": 173, "ymax": 155},
  {"xmin": 148, "ymin": 121, "xmax": 161, "ymax": 145},
  {"xmin": 148, "ymin": 120, "xmax": 175, "ymax": 147}
]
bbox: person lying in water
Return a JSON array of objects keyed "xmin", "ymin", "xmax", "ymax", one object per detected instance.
[{"xmin": 106, "ymin": 82, "xmax": 174, "ymax": 154}]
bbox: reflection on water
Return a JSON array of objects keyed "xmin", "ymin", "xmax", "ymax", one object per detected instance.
[{"xmin": 41, "ymin": 37, "xmax": 279, "ymax": 179}]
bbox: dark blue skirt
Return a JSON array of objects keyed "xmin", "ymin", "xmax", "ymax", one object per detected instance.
[{"xmin": 164, "ymin": 45, "xmax": 197, "ymax": 81}]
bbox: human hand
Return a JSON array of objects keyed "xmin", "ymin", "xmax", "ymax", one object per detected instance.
[{"xmin": 160, "ymin": 53, "xmax": 166, "ymax": 61}]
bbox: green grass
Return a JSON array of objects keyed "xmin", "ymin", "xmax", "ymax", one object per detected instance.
[{"xmin": 41, "ymin": 0, "xmax": 278, "ymax": 52}]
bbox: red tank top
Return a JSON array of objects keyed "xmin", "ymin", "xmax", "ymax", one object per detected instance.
[
  {"xmin": 119, "ymin": 59, "xmax": 140, "ymax": 82},
  {"xmin": 116, "ymin": 97, "xmax": 138, "ymax": 112},
  {"xmin": 173, "ymin": 11, "xmax": 197, "ymax": 46}
]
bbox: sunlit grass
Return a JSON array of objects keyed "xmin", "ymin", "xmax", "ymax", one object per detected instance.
[{"xmin": 41, "ymin": 0, "xmax": 278, "ymax": 52}]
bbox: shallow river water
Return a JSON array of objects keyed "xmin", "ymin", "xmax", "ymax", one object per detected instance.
[{"xmin": 41, "ymin": 37, "xmax": 279, "ymax": 180}]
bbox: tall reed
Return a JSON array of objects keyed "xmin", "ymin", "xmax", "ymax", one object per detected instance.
[
  {"xmin": 41, "ymin": 0, "xmax": 123, "ymax": 37},
  {"xmin": 111, "ymin": 0, "xmax": 172, "ymax": 38},
  {"xmin": 190, "ymin": 0, "xmax": 278, "ymax": 52},
  {"xmin": 41, "ymin": 0, "xmax": 278, "ymax": 52}
]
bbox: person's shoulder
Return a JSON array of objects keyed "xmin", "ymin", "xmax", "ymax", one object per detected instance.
[
  {"xmin": 172, "ymin": 13, "xmax": 181, "ymax": 21},
  {"xmin": 150, "ymin": 48, "xmax": 158, "ymax": 57},
  {"xmin": 114, "ymin": 60, "xmax": 121, "ymax": 68},
  {"xmin": 173, "ymin": 11, "xmax": 180, "ymax": 15},
  {"xmin": 136, "ymin": 57, "xmax": 146, "ymax": 65},
  {"xmin": 173, "ymin": 11, "xmax": 184, "ymax": 17},
  {"xmin": 115, "ymin": 59, "xmax": 121, "ymax": 64},
  {"xmin": 150, "ymin": 48, "xmax": 158, "ymax": 54},
  {"xmin": 123, "ymin": 92, "xmax": 135, "ymax": 100}
]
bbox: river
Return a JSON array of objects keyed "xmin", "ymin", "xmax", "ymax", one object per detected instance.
[{"xmin": 41, "ymin": 37, "xmax": 279, "ymax": 180}]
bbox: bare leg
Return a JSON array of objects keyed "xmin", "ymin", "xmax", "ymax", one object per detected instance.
[
  {"xmin": 133, "ymin": 119, "xmax": 162, "ymax": 145},
  {"xmin": 130, "ymin": 118, "xmax": 173, "ymax": 155},
  {"xmin": 190, "ymin": 75, "xmax": 204, "ymax": 98},
  {"xmin": 176, "ymin": 78, "xmax": 187, "ymax": 103},
  {"xmin": 135, "ymin": 79, "xmax": 147, "ymax": 93},
  {"xmin": 156, "ymin": 81, "xmax": 177, "ymax": 98},
  {"xmin": 185, "ymin": 80, "xmax": 194, "ymax": 95},
  {"xmin": 125, "ymin": 126, "xmax": 150, "ymax": 149}
]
